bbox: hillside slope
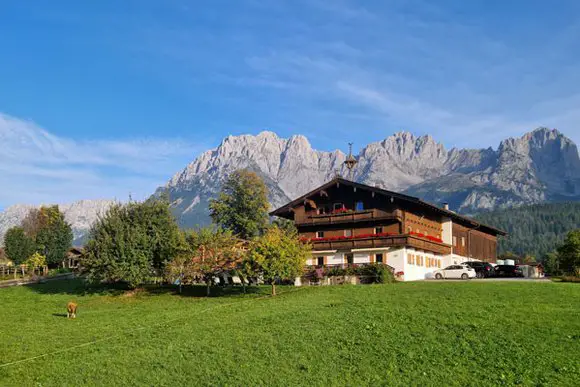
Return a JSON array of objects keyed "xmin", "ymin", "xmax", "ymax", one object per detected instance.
[{"xmin": 475, "ymin": 202, "xmax": 580, "ymax": 258}]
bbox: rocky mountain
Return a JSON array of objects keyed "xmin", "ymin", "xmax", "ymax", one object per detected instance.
[
  {"xmin": 0, "ymin": 199, "xmax": 115, "ymax": 246},
  {"xmin": 157, "ymin": 127, "xmax": 580, "ymax": 227}
]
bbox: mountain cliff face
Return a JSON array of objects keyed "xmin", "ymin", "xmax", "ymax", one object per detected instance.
[
  {"xmin": 3, "ymin": 128, "xmax": 578, "ymax": 238},
  {"xmin": 157, "ymin": 127, "xmax": 580, "ymax": 227},
  {"xmin": 0, "ymin": 200, "xmax": 115, "ymax": 246}
]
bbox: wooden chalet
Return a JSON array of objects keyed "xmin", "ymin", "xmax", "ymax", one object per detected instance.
[{"xmin": 270, "ymin": 177, "xmax": 506, "ymax": 281}]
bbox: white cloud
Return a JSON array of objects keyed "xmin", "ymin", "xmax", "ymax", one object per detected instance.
[{"xmin": 0, "ymin": 113, "xmax": 202, "ymax": 208}]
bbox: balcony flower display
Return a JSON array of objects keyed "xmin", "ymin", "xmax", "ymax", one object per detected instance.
[
  {"xmin": 302, "ymin": 231, "xmax": 444, "ymax": 244},
  {"xmin": 409, "ymin": 231, "xmax": 443, "ymax": 243},
  {"xmin": 331, "ymin": 207, "xmax": 350, "ymax": 214}
]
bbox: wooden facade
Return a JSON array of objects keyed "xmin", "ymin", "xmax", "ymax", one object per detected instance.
[{"xmin": 271, "ymin": 178, "xmax": 506, "ymax": 264}]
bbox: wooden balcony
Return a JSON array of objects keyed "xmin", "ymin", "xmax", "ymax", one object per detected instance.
[
  {"xmin": 309, "ymin": 234, "xmax": 451, "ymax": 255},
  {"xmin": 296, "ymin": 208, "xmax": 402, "ymax": 227}
]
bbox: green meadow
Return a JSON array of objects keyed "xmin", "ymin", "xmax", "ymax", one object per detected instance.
[{"xmin": 0, "ymin": 280, "xmax": 579, "ymax": 386}]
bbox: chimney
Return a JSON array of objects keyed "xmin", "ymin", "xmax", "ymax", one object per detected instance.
[{"xmin": 442, "ymin": 202, "xmax": 449, "ymax": 211}]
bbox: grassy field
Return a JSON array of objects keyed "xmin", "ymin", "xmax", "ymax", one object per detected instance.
[{"xmin": 0, "ymin": 280, "xmax": 579, "ymax": 386}]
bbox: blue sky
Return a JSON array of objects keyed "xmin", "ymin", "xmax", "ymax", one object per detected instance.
[{"xmin": 1, "ymin": 0, "xmax": 579, "ymax": 208}]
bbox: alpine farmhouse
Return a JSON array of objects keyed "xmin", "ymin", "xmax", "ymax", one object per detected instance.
[{"xmin": 270, "ymin": 178, "xmax": 506, "ymax": 281}]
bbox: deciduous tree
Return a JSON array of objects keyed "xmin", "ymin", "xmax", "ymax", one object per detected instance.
[
  {"xmin": 33, "ymin": 206, "xmax": 73, "ymax": 266},
  {"xmin": 82, "ymin": 199, "xmax": 185, "ymax": 288},
  {"xmin": 185, "ymin": 228, "xmax": 245, "ymax": 296},
  {"xmin": 24, "ymin": 252, "xmax": 47, "ymax": 275},
  {"xmin": 3, "ymin": 227, "xmax": 35, "ymax": 265},
  {"xmin": 209, "ymin": 169, "xmax": 269, "ymax": 240},
  {"xmin": 557, "ymin": 229, "xmax": 580, "ymax": 275},
  {"xmin": 245, "ymin": 226, "xmax": 310, "ymax": 296}
]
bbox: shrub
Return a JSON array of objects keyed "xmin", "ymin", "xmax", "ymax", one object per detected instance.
[
  {"xmin": 24, "ymin": 252, "xmax": 47, "ymax": 274},
  {"xmin": 559, "ymin": 275, "xmax": 580, "ymax": 283},
  {"xmin": 82, "ymin": 199, "xmax": 185, "ymax": 288}
]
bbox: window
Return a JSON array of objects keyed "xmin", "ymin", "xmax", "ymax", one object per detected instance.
[
  {"xmin": 376, "ymin": 253, "xmax": 383, "ymax": 264},
  {"xmin": 344, "ymin": 229, "xmax": 352, "ymax": 237},
  {"xmin": 355, "ymin": 201, "xmax": 364, "ymax": 211},
  {"xmin": 317, "ymin": 256, "xmax": 324, "ymax": 266},
  {"xmin": 461, "ymin": 237, "xmax": 465, "ymax": 247},
  {"xmin": 453, "ymin": 236, "xmax": 457, "ymax": 246},
  {"xmin": 316, "ymin": 231, "xmax": 325, "ymax": 238},
  {"xmin": 375, "ymin": 227, "xmax": 383, "ymax": 234},
  {"xmin": 333, "ymin": 203, "xmax": 344, "ymax": 210},
  {"xmin": 407, "ymin": 254, "xmax": 414, "ymax": 265},
  {"xmin": 345, "ymin": 254, "xmax": 354, "ymax": 264}
]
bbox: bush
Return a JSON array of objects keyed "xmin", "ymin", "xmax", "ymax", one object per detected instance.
[
  {"xmin": 306, "ymin": 264, "xmax": 395, "ymax": 284},
  {"xmin": 559, "ymin": 275, "xmax": 580, "ymax": 283},
  {"xmin": 82, "ymin": 199, "xmax": 185, "ymax": 288}
]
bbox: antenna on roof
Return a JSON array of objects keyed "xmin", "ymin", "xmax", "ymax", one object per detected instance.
[{"xmin": 343, "ymin": 142, "xmax": 358, "ymax": 181}]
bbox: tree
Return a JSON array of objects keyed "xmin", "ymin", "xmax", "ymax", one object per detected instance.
[
  {"xmin": 3, "ymin": 227, "xmax": 35, "ymax": 265},
  {"xmin": 185, "ymin": 228, "xmax": 245, "ymax": 296},
  {"xmin": 543, "ymin": 252, "xmax": 561, "ymax": 276},
  {"xmin": 82, "ymin": 199, "xmax": 185, "ymax": 288},
  {"xmin": 245, "ymin": 226, "xmax": 310, "ymax": 296},
  {"xmin": 209, "ymin": 169, "xmax": 269, "ymax": 240},
  {"xmin": 24, "ymin": 252, "xmax": 47, "ymax": 275},
  {"xmin": 557, "ymin": 229, "xmax": 580, "ymax": 275},
  {"xmin": 271, "ymin": 217, "xmax": 297, "ymax": 234},
  {"xmin": 32, "ymin": 206, "xmax": 73, "ymax": 266}
]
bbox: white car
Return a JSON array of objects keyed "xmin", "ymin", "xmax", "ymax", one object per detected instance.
[{"xmin": 433, "ymin": 264, "xmax": 476, "ymax": 280}]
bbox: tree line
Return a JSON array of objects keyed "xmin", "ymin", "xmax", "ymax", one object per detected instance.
[
  {"xmin": 3, "ymin": 206, "xmax": 73, "ymax": 273},
  {"xmin": 82, "ymin": 169, "xmax": 310, "ymax": 295},
  {"xmin": 476, "ymin": 202, "xmax": 580, "ymax": 276}
]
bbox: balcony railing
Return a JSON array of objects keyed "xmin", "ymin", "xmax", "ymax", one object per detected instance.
[
  {"xmin": 304, "ymin": 233, "xmax": 451, "ymax": 255},
  {"xmin": 295, "ymin": 208, "xmax": 402, "ymax": 226}
]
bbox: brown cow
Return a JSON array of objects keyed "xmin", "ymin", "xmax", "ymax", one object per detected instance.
[{"xmin": 67, "ymin": 302, "xmax": 78, "ymax": 319}]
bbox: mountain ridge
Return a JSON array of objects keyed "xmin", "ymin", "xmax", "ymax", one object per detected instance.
[
  {"xmin": 2, "ymin": 127, "xmax": 579, "ymax": 241},
  {"xmin": 158, "ymin": 127, "xmax": 580, "ymax": 228},
  {"xmin": 0, "ymin": 199, "xmax": 115, "ymax": 246}
]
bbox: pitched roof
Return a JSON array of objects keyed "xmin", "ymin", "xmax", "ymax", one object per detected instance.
[{"xmin": 270, "ymin": 177, "xmax": 507, "ymax": 236}]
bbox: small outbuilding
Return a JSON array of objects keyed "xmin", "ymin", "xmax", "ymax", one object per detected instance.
[{"xmin": 518, "ymin": 263, "xmax": 544, "ymax": 278}]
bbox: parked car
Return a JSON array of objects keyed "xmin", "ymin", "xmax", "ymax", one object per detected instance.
[
  {"xmin": 433, "ymin": 264, "xmax": 476, "ymax": 280},
  {"xmin": 462, "ymin": 261, "xmax": 495, "ymax": 278},
  {"xmin": 494, "ymin": 265, "xmax": 524, "ymax": 278}
]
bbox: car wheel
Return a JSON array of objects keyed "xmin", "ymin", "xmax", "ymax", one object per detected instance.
[
  {"xmin": 435, "ymin": 273, "xmax": 443, "ymax": 280},
  {"xmin": 461, "ymin": 273, "xmax": 468, "ymax": 280}
]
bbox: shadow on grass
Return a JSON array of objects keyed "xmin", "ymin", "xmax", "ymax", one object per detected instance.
[
  {"xmin": 25, "ymin": 278, "xmax": 267, "ymax": 298},
  {"xmin": 52, "ymin": 313, "xmax": 68, "ymax": 318}
]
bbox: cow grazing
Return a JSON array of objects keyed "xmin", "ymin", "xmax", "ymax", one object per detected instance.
[{"xmin": 67, "ymin": 302, "xmax": 78, "ymax": 319}]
